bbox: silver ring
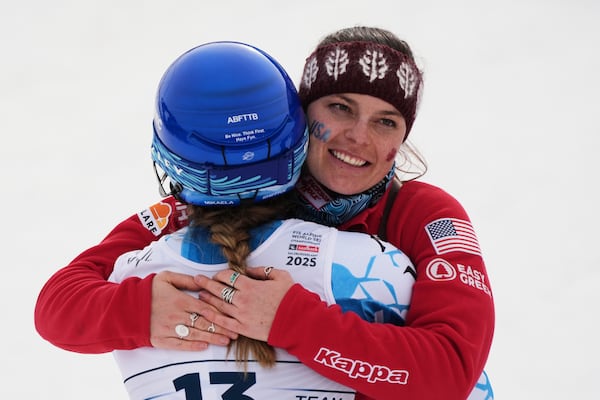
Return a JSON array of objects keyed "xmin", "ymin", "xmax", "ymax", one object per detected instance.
[
  {"xmin": 264, "ymin": 266, "xmax": 273, "ymax": 279},
  {"xmin": 207, "ymin": 322, "xmax": 216, "ymax": 333},
  {"xmin": 221, "ymin": 286, "xmax": 236, "ymax": 304},
  {"xmin": 229, "ymin": 271, "xmax": 240, "ymax": 288},
  {"xmin": 189, "ymin": 312, "xmax": 199, "ymax": 328},
  {"xmin": 175, "ymin": 324, "xmax": 190, "ymax": 339}
]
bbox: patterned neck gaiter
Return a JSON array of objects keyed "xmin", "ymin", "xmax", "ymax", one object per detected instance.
[{"xmin": 294, "ymin": 166, "xmax": 395, "ymax": 226}]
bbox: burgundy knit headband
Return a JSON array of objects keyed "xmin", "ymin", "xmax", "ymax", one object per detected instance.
[{"xmin": 298, "ymin": 41, "xmax": 423, "ymax": 137}]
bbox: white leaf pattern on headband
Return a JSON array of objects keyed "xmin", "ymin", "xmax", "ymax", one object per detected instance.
[
  {"xmin": 302, "ymin": 56, "xmax": 319, "ymax": 89},
  {"xmin": 359, "ymin": 50, "xmax": 389, "ymax": 82},
  {"xmin": 397, "ymin": 62, "xmax": 418, "ymax": 98},
  {"xmin": 325, "ymin": 47, "xmax": 349, "ymax": 80}
]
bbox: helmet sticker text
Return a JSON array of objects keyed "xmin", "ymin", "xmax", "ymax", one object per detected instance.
[{"xmin": 227, "ymin": 113, "xmax": 259, "ymax": 123}]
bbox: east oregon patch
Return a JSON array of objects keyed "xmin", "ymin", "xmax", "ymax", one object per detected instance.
[
  {"xmin": 137, "ymin": 201, "xmax": 173, "ymax": 236},
  {"xmin": 425, "ymin": 258, "xmax": 492, "ymax": 297},
  {"xmin": 425, "ymin": 258, "xmax": 457, "ymax": 281}
]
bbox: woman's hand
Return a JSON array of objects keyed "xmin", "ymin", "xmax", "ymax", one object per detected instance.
[
  {"xmin": 150, "ymin": 271, "xmax": 238, "ymax": 350},
  {"xmin": 194, "ymin": 267, "xmax": 294, "ymax": 341}
]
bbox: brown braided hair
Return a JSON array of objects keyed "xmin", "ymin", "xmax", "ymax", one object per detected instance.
[{"xmin": 187, "ymin": 192, "xmax": 296, "ymax": 368}]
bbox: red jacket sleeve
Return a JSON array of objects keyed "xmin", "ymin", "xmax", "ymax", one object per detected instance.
[
  {"xmin": 34, "ymin": 197, "xmax": 188, "ymax": 353},
  {"xmin": 267, "ymin": 182, "xmax": 495, "ymax": 400}
]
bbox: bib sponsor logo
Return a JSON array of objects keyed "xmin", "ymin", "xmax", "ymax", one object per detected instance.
[
  {"xmin": 289, "ymin": 244, "xmax": 320, "ymax": 253},
  {"xmin": 314, "ymin": 347, "xmax": 409, "ymax": 384}
]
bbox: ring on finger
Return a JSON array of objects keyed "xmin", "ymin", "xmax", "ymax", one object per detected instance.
[
  {"xmin": 229, "ymin": 271, "xmax": 240, "ymax": 288},
  {"xmin": 221, "ymin": 286, "xmax": 236, "ymax": 304},
  {"xmin": 264, "ymin": 266, "xmax": 273, "ymax": 279},
  {"xmin": 207, "ymin": 322, "xmax": 216, "ymax": 333},
  {"xmin": 189, "ymin": 312, "xmax": 200, "ymax": 328},
  {"xmin": 175, "ymin": 324, "xmax": 190, "ymax": 339}
]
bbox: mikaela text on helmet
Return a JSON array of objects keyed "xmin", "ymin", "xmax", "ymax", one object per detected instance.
[
  {"xmin": 203, "ymin": 200, "xmax": 235, "ymax": 206},
  {"xmin": 314, "ymin": 347, "xmax": 409, "ymax": 384}
]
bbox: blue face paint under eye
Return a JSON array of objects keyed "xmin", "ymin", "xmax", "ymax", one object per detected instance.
[{"xmin": 309, "ymin": 120, "xmax": 331, "ymax": 142}]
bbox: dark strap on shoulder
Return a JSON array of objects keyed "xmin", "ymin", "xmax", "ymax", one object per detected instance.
[{"xmin": 378, "ymin": 179, "xmax": 402, "ymax": 241}]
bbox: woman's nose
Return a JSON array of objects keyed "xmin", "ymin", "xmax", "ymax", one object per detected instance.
[{"xmin": 343, "ymin": 120, "xmax": 370, "ymax": 144}]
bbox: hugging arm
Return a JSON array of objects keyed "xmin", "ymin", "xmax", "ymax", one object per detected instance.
[
  {"xmin": 34, "ymin": 197, "xmax": 235, "ymax": 353},
  {"xmin": 35, "ymin": 213, "xmax": 161, "ymax": 353},
  {"xmin": 195, "ymin": 186, "xmax": 495, "ymax": 399},
  {"xmin": 198, "ymin": 256, "xmax": 492, "ymax": 399}
]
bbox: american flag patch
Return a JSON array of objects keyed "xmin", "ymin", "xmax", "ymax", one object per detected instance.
[{"xmin": 425, "ymin": 218, "xmax": 481, "ymax": 256}]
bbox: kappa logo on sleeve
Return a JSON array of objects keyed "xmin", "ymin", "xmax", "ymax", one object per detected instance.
[
  {"xmin": 314, "ymin": 347, "xmax": 409, "ymax": 384},
  {"xmin": 137, "ymin": 201, "xmax": 173, "ymax": 236}
]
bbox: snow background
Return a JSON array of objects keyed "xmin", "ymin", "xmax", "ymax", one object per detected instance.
[{"xmin": 2, "ymin": 0, "xmax": 598, "ymax": 398}]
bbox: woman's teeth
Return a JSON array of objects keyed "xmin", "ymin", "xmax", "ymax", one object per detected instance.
[{"xmin": 331, "ymin": 150, "xmax": 367, "ymax": 167}]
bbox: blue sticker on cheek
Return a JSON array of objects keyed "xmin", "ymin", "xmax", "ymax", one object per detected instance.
[{"xmin": 309, "ymin": 120, "xmax": 331, "ymax": 142}]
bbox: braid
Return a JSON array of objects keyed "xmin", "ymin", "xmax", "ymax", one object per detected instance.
[{"xmin": 187, "ymin": 192, "xmax": 295, "ymax": 368}]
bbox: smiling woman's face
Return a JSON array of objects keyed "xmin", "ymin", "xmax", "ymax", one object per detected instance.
[{"xmin": 305, "ymin": 93, "xmax": 407, "ymax": 195}]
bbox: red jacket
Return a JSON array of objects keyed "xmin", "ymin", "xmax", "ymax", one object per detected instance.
[
  {"xmin": 268, "ymin": 181, "xmax": 494, "ymax": 399},
  {"xmin": 34, "ymin": 196, "xmax": 187, "ymax": 352},
  {"xmin": 34, "ymin": 181, "xmax": 494, "ymax": 399}
]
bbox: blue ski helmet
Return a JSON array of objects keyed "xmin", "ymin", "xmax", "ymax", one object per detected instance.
[{"xmin": 151, "ymin": 41, "xmax": 308, "ymax": 206}]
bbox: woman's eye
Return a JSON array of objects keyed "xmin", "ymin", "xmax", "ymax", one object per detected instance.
[
  {"xmin": 330, "ymin": 103, "xmax": 351, "ymax": 112},
  {"xmin": 380, "ymin": 118, "xmax": 397, "ymax": 128}
]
